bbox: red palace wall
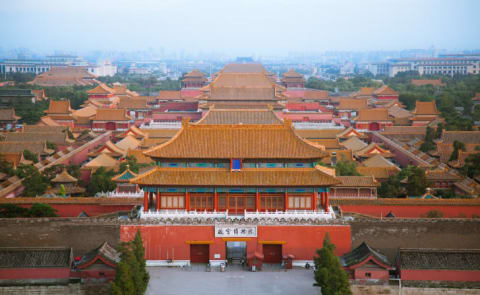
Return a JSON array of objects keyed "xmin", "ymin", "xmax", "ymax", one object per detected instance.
[
  {"xmin": 400, "ymin": 269, "xmax": 480, "ymax": 282},
  {"xmin": 339, "ymin": 204, "xmax": 480, "ymax": 218},
  {"xmin": 354, "ymin": 268, "xmax": 389, "ymax": 280},
  {"xmin": 0, "ymin": 268, "xmax": 70, "ymax": 280},
  {"xmin": 18, "ymin": 203, "xmax": 135, "ymax": 217},
  {"xmin": 120, "ymin": 224, "xmax": 351, "ymax": 262}
]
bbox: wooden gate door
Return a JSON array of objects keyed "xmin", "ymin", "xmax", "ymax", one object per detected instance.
[
  {"xmin": 190, "ymin": 244, "xmax": 209, "ymax": 263},
  {"xmin": 263, "ymin": 244, "xmax": 282, "ymax": 263}
]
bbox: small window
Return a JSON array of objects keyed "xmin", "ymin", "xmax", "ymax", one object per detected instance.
[
  {"xmin": 99, "ymin": 272, "xmax": 105, "ymax": 276},
  {"xmin": 365, "ymin": 272, "xmax": 371, "ymax": 278},
  {"xmin": 231, "ymin": 159, "xmax": 241, "ymax": 170}
]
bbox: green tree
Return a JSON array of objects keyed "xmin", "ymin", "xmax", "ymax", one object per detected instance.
[
  {"xmin": 0, "ymin": 204, "xmax": 29, "ymax": 218},
  {"xmin": 460, "ymin": 153, "xmax": 480, "ymax": 178},
  {"xmin": 46, "ymin": 141, "xmax": 57, "ymax": 151},
  {"xmin": 86, "ymin": 167, "xmax": 116, "ymax": 195},
  {"xmin": 435, "ymin": 123, "xmax": 444, "ymax": 139},
  {"xmin": 23, "ymin": 149, "xmax": 38, "ymax": 163},
  {"xmin": 426, "ymin": 210, "xmax": 443, "ymax": 218},
  {"xmin": 119, "ymin": 156, "xmax": 140, "ymax": 174},
  {"xmin": 111, "ymin": 230, "xmax": 149, "ymax": 295},
  {"xmin": 449, "ymin": 140, "xmax": 466, "ymax": 161},
  {"xmin": 22, "ymin": 168, "xmax": 49, "ymax": 197},
  {"xmin": 0, "ymin": 154, "xmax": 15, "ymax": 176},
  {"xmin": 111, "ymin": 261, "xmax": 135, "ymax": 295},
  {"xmin": 378, "ymin": 175, "xmax": 404, "ymax": 198},
  {"xmin": 27, "ymin": 203, "xmax": 58, "ymax": 217},
  {"xmin": 133, "ymin": 230, "xmax": 149, "ymax": 293},
  {"xmin": 405, "ymin": 166, "xmax": 427, "ymax": 196},
  {"xmin": 335, "ymin": 160, "xmax": 361, "ymax": 176},
  {"xmin": 313, "ymin": 233, "xmax": 352, "ymax": 295},
  {"xmin": 419, "ymin": 126, "xmax": 435, "ymax": 152}
]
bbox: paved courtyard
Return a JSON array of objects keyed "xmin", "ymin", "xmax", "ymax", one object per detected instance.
[{"xmin": 146, "ymin": 266, "xmax": 320, "ymax": 295}]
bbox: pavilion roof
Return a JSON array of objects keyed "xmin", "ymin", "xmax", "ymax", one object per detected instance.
[
  {"xmin": 341, "ymin": 242, "xmax": 391, "ymax": 269},
  {"xmin": 388, "ymin": 105, "xmax": 412, "ymax": 118},
  {"xmin": 336, "ymin": 127, "xmax": 366, "ymax": 139},
  {"xmin": 87, "ymin": 83, "xmax": 114, "ymax": 94},
  {"xmin": 412, "ymin": 101, "xmax": 440, "ymax": 115},
  {"xmin": 115, "ymin": 135, "xmax": 140, "ymax": 151},
  {"xmin": 145, "ymin": 121, "xmax": 328, "ymax": 160},
  {"xmin": 295, "ymin": 128, "xmax": 345, "ymax": 140},
  {"xmin": 84, "ymin": 153, "xmax": 118, "ymax": 168},
  {"xmin": 205, "ymin": 68, "xmax": 283, "ymax": 101},
  {"xmin": 141, "ymin": 128, "xmax": 180, "ymax": 139},
  {"xmin": 38, "ymin": 116, "xmax": 62, "ymax": 126},
  {"xmin": 361, "ymin": 154, "xmax": 396, "ymax": 168},
  {"xmin": 72, "ymin": 106, "xmax": 97, "ymax": 119},
  {"xmin": 45, "ymin": 100, "xmax": 72, "ymax": 114},
  {"xmin": 157, "ymin": 91, "xmax": 182, "ymax": 100},
  {"xmin": 51, "ymin": 169, "xmax": 77, "ymax": 183},
  {"xmin": 131, "ymin": 166, "xmax": 340, "ymax": 187},
  {"xmin": 0, "ymin": 141, "xmax": 48, "ymax": 155},
  {"xmin": 29, "ymin": 67, "xmax": 97, "ymax": 87},
  {"xmin": 307, "ymin": 138, "xmax": 342, "ymax": 150},
  {"xmin": 357, "ymin": 166, "xmax": 400, "ymax": 179},
  {"xmin": 337, "ymin": 98, "xmax": 368, "ymax": 110},
  {"xmin": 373, "ymin": 85, "xmax": 398, "ymax": 96},
  {"xmin": 112, "ymin": 168, "xmax": 138, "ymax": 183},
  {"xmin": 118, "ymin": 97, "xmax": 148, "ymax": 109},
  {"xmin": 355, "ymin": 143, "xmax": 393, "ymax": 158},
  {"xmin": 196, "ymin": 108, "xmax": 282, "ymax": 125},
  {"xmin": 335, "ymin": 176, "xmax": 379, "ymax": 187},
  {"xmin": 353, "ymin": 108, "xmax": 390, "ymax": 121},
  {"xmin": 5, "ymin": 132, "xmax": 71, "ymax": 145},
  {"xmin": 281, "ymin": 69, "xmax": 305, "ymax": 83},
  {"xmin": 77, "ymin": 242, "xmax": 120, "ymax": 269},
  {"xmin": 23, "ymin": 124, "xmax": 67, "ymax": 133},
  {"xmin": 93, "ymin": 109, "xmax": 131, "ymax": 121},
  {"xmin": 303, "ymin": 89, "xmax": 329, "ymax": 100},
  {"xmin": 341, "ymin": 136, "xmax": 367, "ymax": 152},
  {"xmin": 127, "ymin": 149, "xmax": 154, "ymax": 165}
]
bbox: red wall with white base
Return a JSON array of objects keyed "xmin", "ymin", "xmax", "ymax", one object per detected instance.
[
  {"xmin": 400, "ymin": 269, "xmax": 480, "ymax": 282},
  {"xmin": 0, "ymin": 268, "xmax": 70, "ymax": 280},
  {"xmin": 120, "ymin": 224, "xmax": 351, "ymax": 262}
]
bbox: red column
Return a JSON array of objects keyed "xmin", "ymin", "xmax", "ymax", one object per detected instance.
[
  {"xmin": 143, "ymin": 191, "xmax": 148, "ymax": 212},
  {"xmin": 284, "ymin": 191, "xmax": 288, "ymax": 211},
  {"xmin": 256, "ymin": 191, "xmax": 260, "ymax": 211},
  {"xmin": 320, "ymin": 192, "xmax": 325, "ymax": 208},
  {"xmin": 156, "ymin": 190, "xmax": 161, "ymax": 211},
  {"xmin": 325, "ymin": 191, "xmax": 329, "ymax": 212},
  {"xmin": 185, "ymin": 191, "xmax": 190, "ymax": 211},
  {"xmin": 214, "ymin": 191, "xmax": 218, "ymax": 211},
  {"xmin": 313, "ymin": 192, "xmax": 318, "ymax": 211}
]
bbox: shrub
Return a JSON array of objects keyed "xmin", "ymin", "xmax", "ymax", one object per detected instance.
[{"xmin": 426, "ymin": 210, "xmax": 443, "ymax": 218}]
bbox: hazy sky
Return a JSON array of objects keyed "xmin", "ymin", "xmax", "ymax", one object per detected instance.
[{"xmin": 1, "ymin": 0, "xmax": 479, "ymax": 56}]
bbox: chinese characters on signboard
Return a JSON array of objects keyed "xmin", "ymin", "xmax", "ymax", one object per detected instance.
[{"xmin": 214, "ymin": 224, "xmax": 257, "ymax": 237}]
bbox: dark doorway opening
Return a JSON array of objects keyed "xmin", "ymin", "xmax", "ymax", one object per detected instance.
[
  {"xmin": 190, "ymin": 244, "xmax": 209, "ymax": 263},
  {"xmin": 263, "ymin": 244, "xmax": 282, "ymax": 263}
]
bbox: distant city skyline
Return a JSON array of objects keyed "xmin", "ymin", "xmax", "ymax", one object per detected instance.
[{"xmin": 1, "ymin": 0, "xmax": 479, "ymax": 57}]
